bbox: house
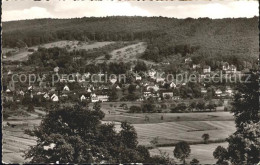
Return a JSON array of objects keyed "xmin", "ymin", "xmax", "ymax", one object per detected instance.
[
  {"xmin": 54, "ymin": 67, "xmax": 59, "ymax": 73},
  {"xmin": 203, "ymin": 65, "xmax": 211, "ymax": 73},
  {"xmin": 28, "ymin": 86, "xmax": 33, "ymax": 91},
  {"xmin": 172, "ymin": 96, "xmax": 180, "ymax": 100},
  {"xmin": 135, "ymin": 75, "xmax": 142, "ymax": 81},
  {"xmin": 91, "ymin": 93, "xmax": 109, "ymax": 102},
  {"xmin": 226, "ymin": 65, "xmax": 237, "ymax": 74},
  {"xmin": 43, "ymin": 93, "xmax": 50, "ymax": 99},
  {"xmin": 80, "ymin": 95, "xmax": 86, "ymax": 101},
  {"xmin": 162, "ymin": 92, "xmax": 174, "ymax": 98},
  {"xmin": 148, "ymin": 69, "xmax": 157, "ymax": 79},
  {"xmin": 63, "ymin": 85, "xmax": 70, "ymax": 91},
  {"xmin": 222, "ymin": 62, "xmax": 229, "ymax": 71},
  {"xmin": 116, "ymin": 85, "xmax": 121, "ymax": 90},
  {"xmin": 215, "ymin": 89, "xmax": 223, "ymax": 97},
  {"xmin": 87, "ymin": 88, "xmax": 92, "ymax": 93},
  {"xmin": 225, "ymin": 87, "xmax": 234, "ymax": 96},
  {"xmin": 4, "ymin": 95, "xmax": 14, "ymax": 102},
  {"xmin": 192, "ymin": 64, "xmax": 201, "ymax": 69},
  {"xmin": 73, "ymin": 56, "xmax": 82, "ymax": 62},
  {"xmin": 146, "ymin": 85, "xmax": 159, "ymax": 92},
  {"xmin": 51, "ymin": 94, "xmax": 59, "ymax": 102},
  {"xmin": 19, "ymin": 90, "xmax": 25, "ymax": 96},
  {"xmin": 60, "ymin": 77, "xmax": 67, "ymax": 83},
  {"xmin": 185, "ymin": 58, "xmax": 192, "ymax": 63},
  {"xmin": 143, "ymin": 91, "xmax": 152, "ymax": 98},
  {"xmin": 156, "ymin": 77, "xmax": 165, "ymax": 83},
  {"xmin": 169, "ymin": 82, "xmax": 176, "ymax": 88},
  {"xmin": 7, "ymin": 70, "xmax": 12, "ymax": 75},
  {"xmin": 201, "ymin": 88, "xmax": 207, "ymax": 94},
  {"xmin": 110, "ymin": 78, "xmax": 117, "ymax": 84},
  {"xmin": 39, "ymin": 81, "xmax": 47, "ymax": 88}
]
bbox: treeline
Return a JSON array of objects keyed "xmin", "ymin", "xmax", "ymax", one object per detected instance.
[{"xmin": 3, "ymin": 17, "xmax": 258, "ymax": 60}]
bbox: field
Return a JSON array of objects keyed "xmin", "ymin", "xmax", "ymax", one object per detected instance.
[
  {"xmin": 3, "ymin": 40, "xmax": 114, "ymax": 61},
  {"xmin": 150, "ymin": 142, "xmax": 229, "ymax": 164},
  {"xmin": 2, "ymin": 108, "xmax": 45, "ymax": 163},
  {"xmin": 95, "ymin": 42, "xmax": 156, "ymax": 65},
  {"xmin": 2, "ymin": 103, "xmax": 235, "ymax": 163}
]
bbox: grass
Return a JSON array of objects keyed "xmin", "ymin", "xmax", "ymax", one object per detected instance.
[
  {"xmin": 3, "ymin": 40, "xmax": 114, "ymax": 61},
  {"xmin": 2, "ymin": 103, "xmax": 235, "ymax": 164},
  {"xmin": 149, "ymin": 142, "xmax": 229, "ymax": 164}
]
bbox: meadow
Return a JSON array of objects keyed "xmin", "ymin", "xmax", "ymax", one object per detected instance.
[{"xmin": 3, "ymin": 40, "xmax": 114, "ymax": 61}]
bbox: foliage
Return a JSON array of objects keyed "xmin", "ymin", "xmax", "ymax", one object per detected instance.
[
  {"xmin": 201, "ymin": 133, "xmax": 210, "ymax": 144},
  {"xmin": 173, "ymin": 141, "xmax": 191, "ymax": 164},
  {"xmin": 129, "ymin": 106, "xmax": 142, "ymax": 113},
  {"xmin": 24, "ymin": 102, "xmax": 169, "ymax": 163},
  {"xmin": 190, "ymin": 158, "xmax": 200, "ymax": 165},
  {"xmin": 213, "ymin": 146, "xmax": 228, "ymax": 165},
  {"xmin": 213, "ymin": 72, "xmax": 260, "ymax": 164}
]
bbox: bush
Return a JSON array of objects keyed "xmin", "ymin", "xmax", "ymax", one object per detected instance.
[{"xmin": 129, "ymin": 105, "xmax": 142, "ymax": 113}]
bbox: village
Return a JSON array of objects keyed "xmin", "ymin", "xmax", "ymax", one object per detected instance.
[{"xmin": 3, "ymin": 56, "xmax": 245, "ymax": 113}]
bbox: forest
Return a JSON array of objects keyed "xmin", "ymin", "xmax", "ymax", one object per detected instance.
[{"xmin": 2, "ymin": 16, "xmax": 258, "ymax": 70}]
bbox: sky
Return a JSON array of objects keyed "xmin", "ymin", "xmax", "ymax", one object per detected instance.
[{"xmin": 2, "ymin": 0, "xmax": 259, "ymax": 22}]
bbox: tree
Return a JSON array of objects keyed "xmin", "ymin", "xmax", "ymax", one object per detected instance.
[
  {"xmin": 24, "ymin": 103, "xmax": 163, "ymax": 163},
  {"xmin": 190, "ymin": 158, "xmax": 200, "ymax": 164},
  {"xmin": 201, "ymin": 133, "xmax": 210, "ymax": 144},
  {"xmin": 27, "ymin": 103, "xmax": 35, "ymax": 112},
  {"xmin": 206, "ymin": 101, "xmax": 216, "ymax": 111},
  {"xmin": 213, "ymin": 146, "xmax": 228, "ymax": 165},
  {"xmin": 109, "ymin": 88, "xmax": 118, "ymax": 101},
  {"xmin": 173, "ymin": 141, "xmax": 191, "ymax": 164},
  {"xmin": 129, "ymin": 106, "xmax": 142, "ymax": 113},
  {"xmin": 105, "ymin": 54, "xmax": 111, "ymax": 60},
  {"xmin": 213, "ymin": 72, "xmax": 260, "ymax": 164},
  {"xmin": 189, "ymin": 101, "xmax": 197, "ymax": 112},
  {"xmin": 196, "ymin": 100, "xmax": 205, "ymax": 111},
  {"xmin": 175, "ymin": 103, "xmax": 187, "ymax": 112},
  {"xmin": 134, "ymin": 61, "xmax": 147, "ymax": 72},
  {"xmin": 128, "ymin": 84, "xmax": 136, "ymax": 94}
]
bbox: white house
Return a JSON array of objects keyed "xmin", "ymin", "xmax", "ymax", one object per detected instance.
[
  {"xmin": 80, "ymin": 95, "xmax": 86, "ymax": 101},
  {"xmin": 169, "ymin": 82, "xmax": 176, "ymax": 88},
  {"xmin": 91, "ymin": 94, "xmax": 109, "ymax": 102},
  {"xmin": 192, "ymin": 64, "xmax": 201, "ymax": 69},
  {"xmin": 51, "ymin": 94, "xmax": 59, "ymax": 102},
  {"xmin": 156, "ymin": 77, "xmax": 165, "ymax": 83},
  {"xmin": 162, "ymin": 92, "xmax": 174, "ymax": 98},
  {"xmin": 215, "ymin": 89, "xmax": 223, "ymax": 97},
  {"xmin": 146, "ymin": 85, "xmax": 159, "ymax": 92},
  {"xmin": 203, "ymin": 66, "xmax": 211, "ymax": 73},
  {"xmin": 135, "ymin": 75, "xmax": 142, "ymax": 81},
  {"xmin": 110, "ymin": 78, "xmax": 117, "ymax": 84},
  {"xmin": 201, "ymin": 88, "xmax": 207, "ymax": 94},
  {"xmin": 225, "ymin": 87, "xmax": 234, "ymax": 96},
  {"xmin": 7, "ymin": 70, "xmax": 13, "ymax": 75},
  {"xmin": 222, "ymin": 62, "xmax": 229, "ymax": 71},
  {"xmin": 19, "ymin": 90, "xmax": 25, "ymax": 96},
  {"xmin": 63, "ymin": 85, "xmax": 70, "ymax": 91},
  {"xmin": 54, "ymin": 67, "xmax": 59, "ymax": 73},
  {"xmin": 185, "ymin": 58, "xmax": 192, "ymax": 63},
  {"xmin": 227, "ymin": 65, "xmax": 237, "ymax": 74},
  {"xmin": 143, "ymin": 91, "xmax": 152, "ymax": 98},
  {"xmin": 43, "ymin": 93, "xmax": 50, "ymax": 99},
  {"xmin": 116, "ymin": 85, "xmax": 121, "ymax": 89},
  {"xmin": 87, "ymin": 88, "xmax": 92, "ymax": 93},
  {"xmin": 148, "ymin": 69, "xmax": 157, "ymax": 79}
]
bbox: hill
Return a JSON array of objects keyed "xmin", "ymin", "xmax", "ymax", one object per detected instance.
[{"xmin": 2, "ymin": 16, "xmax": 258, "ymax": 63}]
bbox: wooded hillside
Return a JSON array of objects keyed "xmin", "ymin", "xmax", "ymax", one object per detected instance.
[{"xmin": 2, "ymin": 16, "xmax": 258, "ymax": 60}]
